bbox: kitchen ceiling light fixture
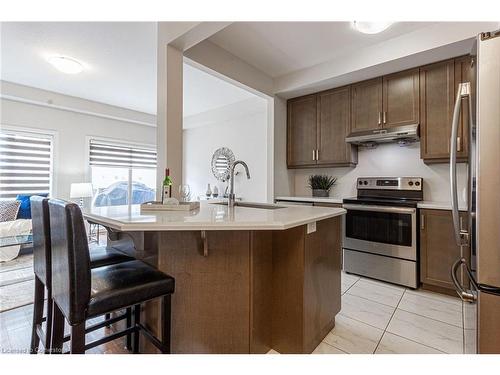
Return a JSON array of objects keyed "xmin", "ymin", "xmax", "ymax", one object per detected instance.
[
  {"xmin": 47, "ymin": 55, "xmax": 84, "ymax": 74},
  {"xmin": 352, "ymin": 21, "xmax": 393, "ymax": 34}
]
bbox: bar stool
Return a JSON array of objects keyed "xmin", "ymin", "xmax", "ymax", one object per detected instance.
[
  {"xmin": 29, "ymin": 196, "xmax": 134, "ymax": 354},
  {"xmin": 48, "ymin": 199, "xmax": 175, "ymax": 354}
]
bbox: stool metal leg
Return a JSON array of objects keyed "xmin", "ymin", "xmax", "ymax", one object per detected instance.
[
  {"xmin": 30, "ymin": 276, "xmax": 44, "ymax": 354},
  {"xmin": 70, "ymin": 322, "xmax": 86, "ymax": 354},
  {"xmin": 44, "ymin": 293, "xmax": 53, "ymax": 354},
  {"xmin": 126, "ymin": 307, "xmax": 132, "ymax": 351},
  {"xmin": 132, "ymin": 304, "xmax": 141, "ymax": 353},
  {"xmin": 50, "ymin": 301, "xmax": 65, "ymax": 354},
  {"xmin": 105, "ymin": 312, "xmax": 111, "ymax": 328},
  {"xmin": 161, "ymin": 295, "xmax": 171, "ymax": 354}
]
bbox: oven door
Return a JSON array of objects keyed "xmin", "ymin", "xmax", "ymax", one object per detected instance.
[{"xmin": 343, "ymin": 204, "xmax": 417, "ymax": 260}]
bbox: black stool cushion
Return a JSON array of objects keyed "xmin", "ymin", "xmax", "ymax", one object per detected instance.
[
  {"xmin": 87, "ymin": 260, "xmax": 175, "ymax": 318},
  {"xmin": 89, "ymin": 245, "xmax": 133, "ymax": 268}
]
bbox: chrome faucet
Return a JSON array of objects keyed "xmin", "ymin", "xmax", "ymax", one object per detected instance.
[{"xmin": 228, "ymin": 160, "xmax": 251, "ymax": 208}]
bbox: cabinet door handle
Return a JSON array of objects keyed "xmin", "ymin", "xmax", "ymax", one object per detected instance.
[
  {"xmin": 457, "ymin": 137, "xmax": 461, "ymax": 152},
  {"xmin": 312, "ymin": 149, "xmax": 316, "ymax": 161},
  {"xmin": 378, "ymin": 112, "xmax": 381, "ymax": 126},
  {"xmin": 421, "ymin": 214, "xmax": 425, "ymax": 230},
  {"xmin": 316, "ymin": 149, "xmax": 319, "ymax": 161},
  {"xmin": 383, "ymin": 111, "xmax": 387, "ymax": 124}
]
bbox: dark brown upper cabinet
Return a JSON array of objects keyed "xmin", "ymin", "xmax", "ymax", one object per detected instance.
[
  {"xmin": 286, "ymin": 55, "xmax": 471, "ymax": 168},
  {"xmin": 287, "ymin": 87, "xmax": 357, "ymax": 169},
  {"xmin": 382, "ymin": 69, "xmax": 420, "ymax": 128},
  {"xmin": 420, "ymin": 59, "xmax": 455, "ymax": 161},
  {"xmin": 454, "ymin": 55, "xmax": 473, "ymax": 160},
  {"xmin": 317, "ymin": 87, "xmax": 357, "ymax": 166},
  {"xmin": 350, "ymin": 70, "xmax": 419, "ymax": 132},
  {"xmin": 420, "ymin": 56, "xmax": 471, "ymax": 163},
  {"xmin": 350, "ymin": 77, "xmax": 383, "ymax": 133},
  {"xmin": 287, "ymin": 94, "xmax": 318, "ymax": 167}
]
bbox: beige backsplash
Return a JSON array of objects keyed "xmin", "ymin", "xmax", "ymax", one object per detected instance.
[{"xmin": 293, "ymin": 142, "xmax": 468, "ymax": 204}]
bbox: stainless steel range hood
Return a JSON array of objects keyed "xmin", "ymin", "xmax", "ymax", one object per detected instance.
[{"xmin": 345, "ymin": 124, "xmax": 420, "ymax": 146}]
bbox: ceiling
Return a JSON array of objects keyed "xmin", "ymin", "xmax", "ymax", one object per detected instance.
[
  {"xmin": 0, "ymin": 22, "xmax": 255, "ymax": 116},
  {"xmin": 1, "ymin": 22, "xmax": 158, "ymax": 114},
  {"xmin": 209, "ymin": 22, "xmax": 436, "ymax": 77},
  {"xmin": 2, "ymin": 21, "xmax": 475, "ymax": 116},
  {"xmin": 183, "ymin": 63, "xmax": 254, "ymax": 117}
]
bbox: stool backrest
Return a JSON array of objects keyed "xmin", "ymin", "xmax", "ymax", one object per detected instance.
[
  {"xmin": 30, "ymin": 196, "xmax": 51, "ymax": 287},
  {"xmin": 48, "ymin": 198, "xmax": 91, "ymax": 325}
]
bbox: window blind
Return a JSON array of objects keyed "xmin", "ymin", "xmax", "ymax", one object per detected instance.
[
  {"xmin": 0, "ymin": 131, "xmax": 52, "ymax": 198},
  {"xmin": 89, "ymin": 140, "xmax": 157, "ymax": 169}
]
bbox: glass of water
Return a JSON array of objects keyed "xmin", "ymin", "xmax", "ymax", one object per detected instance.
[{"xmin": 179, "ymin": 184, "xmax": 191, "ymax": 202}]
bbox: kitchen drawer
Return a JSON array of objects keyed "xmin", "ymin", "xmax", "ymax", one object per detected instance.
[{"xmin": 343, "ymin": 248, "xmax": 418, "ymax": 288}]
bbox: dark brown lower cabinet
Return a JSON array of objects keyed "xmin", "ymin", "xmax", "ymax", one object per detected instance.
[{"xmin": 420, "ymin": 209, "xmax": 468, "ymax": 295}]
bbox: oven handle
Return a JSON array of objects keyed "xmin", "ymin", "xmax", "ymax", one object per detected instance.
[{"xmin": 342, "ymin": 204, "xmax": 416, "ymax": 214}]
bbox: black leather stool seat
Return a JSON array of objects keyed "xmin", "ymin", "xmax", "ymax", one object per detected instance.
[
  {"xmin": 89, "ymin": 245, "xmax": 133, "ymax": 268},
  {"xmin": 87, "ymin": 260, "xmax": 175, "ymax": 319}
]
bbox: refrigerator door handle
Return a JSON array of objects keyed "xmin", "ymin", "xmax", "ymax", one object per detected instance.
[
  {"xmin": 451, "ymin": 257, "xmax": 477, "ymax": 302},
  {"xmin": 450, "ymin": 82, "xmax": 471, "ymax": 247}
]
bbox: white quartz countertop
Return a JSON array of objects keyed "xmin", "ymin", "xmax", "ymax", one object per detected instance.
[
  {"xmin": 275, "ymin": 196, "xmax": 344, "ymax": 204},
  {"xmin": 417, "ymin": 201, "xmax": 467, "ymax": 211},
  {"xmin": 83, "ymin": 201, "xmax": 346, "ymax": 232},
  {"xmin": 276, "ymin": 196, "xmax": 468, "ymax": 211}
]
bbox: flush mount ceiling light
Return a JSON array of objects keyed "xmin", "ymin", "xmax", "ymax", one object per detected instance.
[
  {"xmin": 352, "ymin": 21, "xmax": 393, "ymax": 34},
  {"xmin": 47, "ymin": 55, "xmax": 84, "ymax": 74}
]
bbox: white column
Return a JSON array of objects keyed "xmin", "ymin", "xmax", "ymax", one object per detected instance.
[{"xmin": 157, "ymin": 44, "xmax": 183, "ymax": 200}]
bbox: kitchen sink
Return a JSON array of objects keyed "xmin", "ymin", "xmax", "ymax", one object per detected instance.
[{"xmin": 211, "ymin": 202, "xmax": 286, "ymax": 210}]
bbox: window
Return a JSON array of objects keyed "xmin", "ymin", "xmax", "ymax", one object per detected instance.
[
  {"xmin": 89, "ymin": 139, "xmax": 157, "ymax": 207},
  {"xmin": 0, "ymin": 130, "xmax": 53, "ymax": 199}
]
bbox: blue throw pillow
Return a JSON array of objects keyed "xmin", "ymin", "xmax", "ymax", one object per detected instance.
[{"xmin": 15, "ymin": 193, "xmax": 49, "ymax": 219}]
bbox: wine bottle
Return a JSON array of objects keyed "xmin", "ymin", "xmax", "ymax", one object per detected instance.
[{"xmin": 161, "ymin": 168, "xmax": 173, "ymax": 204}]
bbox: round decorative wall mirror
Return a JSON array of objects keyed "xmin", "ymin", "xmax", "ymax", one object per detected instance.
[{"xmin": 211, "ymin": 147, "xmax": 235, "ymax": 182}]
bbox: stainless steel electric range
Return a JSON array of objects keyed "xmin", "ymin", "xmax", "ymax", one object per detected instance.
[{"xmin": 342, "ymin": 177, "xmax": 423, "ymax": 288}]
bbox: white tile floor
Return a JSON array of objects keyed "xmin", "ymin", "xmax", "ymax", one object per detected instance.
[
  {"xmin": 275, "ymin": 272, "xmax": 466, "ymax": 354},
  {"xmin": 317, "ymin": 272, "xmax": 465, "ymax": 354}
]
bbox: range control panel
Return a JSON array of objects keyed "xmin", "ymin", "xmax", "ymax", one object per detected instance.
[{"xmin": 356, "ymin": 177, "xmax": 423, "ymax": 191}]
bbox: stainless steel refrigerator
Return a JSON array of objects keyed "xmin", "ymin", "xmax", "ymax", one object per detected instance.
[{"xmin": 450, "ymin": 29, "xmax": 500, "ymax": 354}]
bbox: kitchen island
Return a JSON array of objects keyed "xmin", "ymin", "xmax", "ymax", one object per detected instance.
[{"xmin": 84, "ymin": 201, "xmax": 345, "ymax": 354}]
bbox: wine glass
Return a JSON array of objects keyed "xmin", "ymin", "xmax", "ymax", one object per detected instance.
[{"xmin": 179, "ymin": 184, "xmax": 191, "ymax": 202}]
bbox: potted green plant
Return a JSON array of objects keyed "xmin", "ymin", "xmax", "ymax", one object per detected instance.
[{"xmin": 308, "ymin": 175, "xmax": 337, "ymax": 197}]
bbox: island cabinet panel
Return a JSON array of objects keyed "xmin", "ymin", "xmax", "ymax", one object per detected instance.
[
  {"xmin": 303, "ymin": 216, "xmax": 342, "ymax": 352},
  {"xmin": 287, "ymin": 95, "xmax": 317, "ymax": 167},
  {"xmin": 382, "ymin": 68, "xmax": 420, "ymax": 129},
  {"xmin": 420, "ymin": 209, "xmax": 469, "ymax": 294},
  {"xmin": 317, "ymin": 87, "xmax": 357, "ymax": 166},
  {"xmin": 350, "ymin": 77, "xmax": 383, "ymax": 133},
  {"xmin": 272, "ymin": 216, "xmax": 342, "ymax": 353},
  {"xmin": 158, "ymin": 230, "xmax": 252, "ymax": 353},
  {"xmin": 249, "ymin": 231, "xmax": 273, "ymax": 354}
]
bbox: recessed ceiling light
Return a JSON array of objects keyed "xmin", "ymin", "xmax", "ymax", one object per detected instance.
[
  {"xmin": 352, "ymin": 21, "xmax": 393, "ymax": 34},
  {"xmin": 47, "ymin": 56, "xmax": 84, "ymax": 74}
]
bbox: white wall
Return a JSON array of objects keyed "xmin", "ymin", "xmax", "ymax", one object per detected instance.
[
  {"xmin": 0, "ymin": 84, "xmax": 156, "ymax": 200},
  {"xmin": 293, "ymin": 142, "xmax": 468, "ymax": 205},
  {"xmin": 273, "ymin": 95, "xmax": 294, "ymax": 197},
  {"xmin": 183, "ymin": 100, "xmax": 268, "ymax": 202}
]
